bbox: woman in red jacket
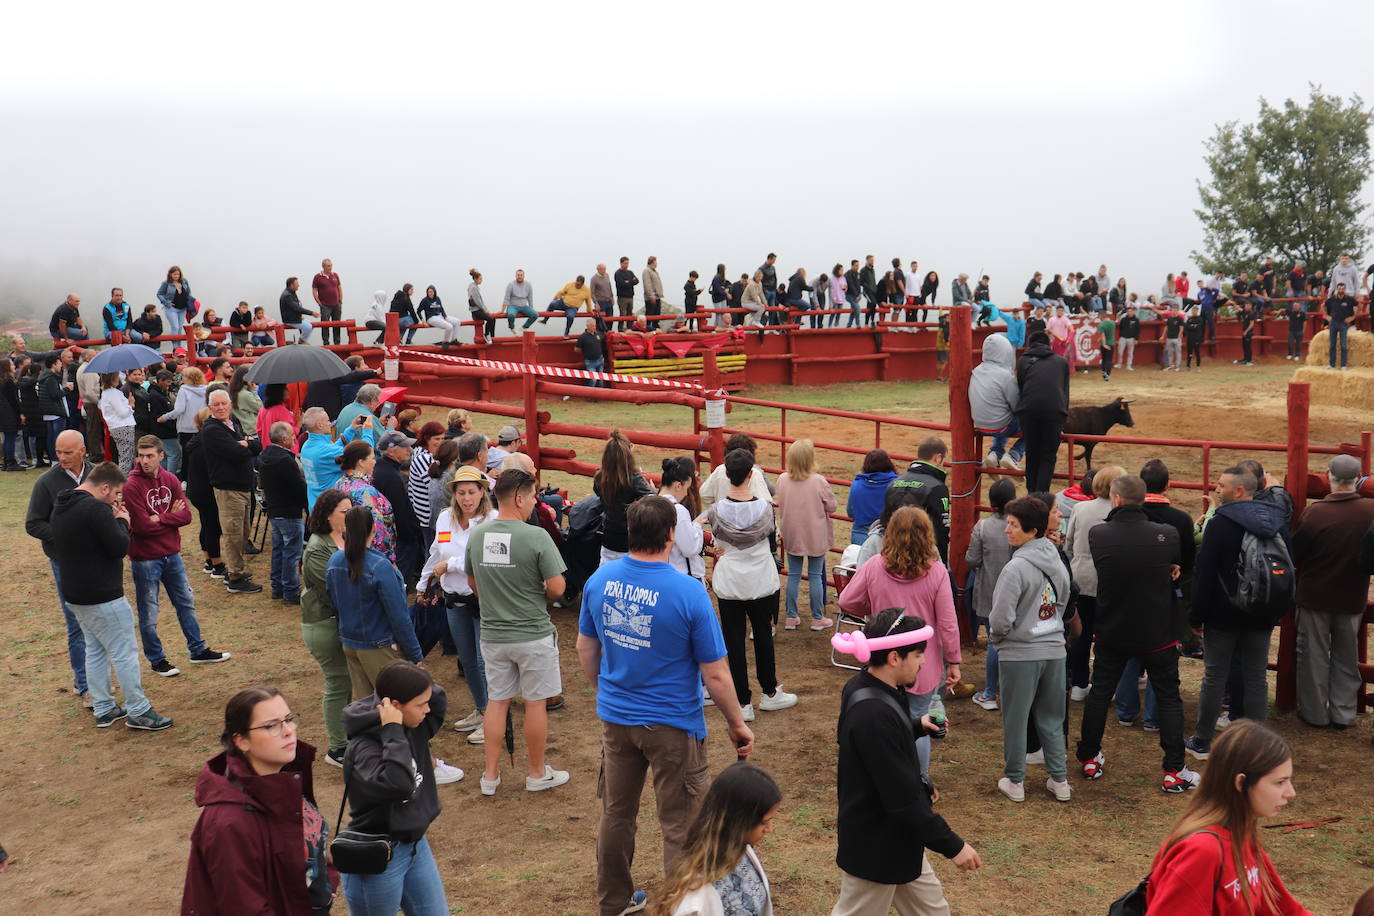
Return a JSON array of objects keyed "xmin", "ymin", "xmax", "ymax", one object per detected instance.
[
  {"xmin": 1145, "ymin": 720, "xmax": 1311, "ymax": 915},
  {"xmin": 182, "ymin": 686, "xmax": 336, "ymax": 914}
]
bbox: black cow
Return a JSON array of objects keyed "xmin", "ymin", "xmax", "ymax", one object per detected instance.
[{"xmin": 1062, "ymin": 397, "xmax": 1135, "ymax": 467}]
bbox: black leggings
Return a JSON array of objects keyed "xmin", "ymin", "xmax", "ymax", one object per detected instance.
[
  {"xmin": 1019, "ymin": 411, "xmax": 1066, "ymax": 494},
  {"xmin": 1186, "ymin": 339, "xmax": 1203, "ymax": 367},
  {"xmin": 718, "ymin": 593, "xmax": 779, "ymax": 706},
  {"xmin": 469, "ymin": 308, "xmax": 496, "ymax": 340},
  {"xmin": 192, "ymin": 496, "xmax": 221, "ymax": 558}
]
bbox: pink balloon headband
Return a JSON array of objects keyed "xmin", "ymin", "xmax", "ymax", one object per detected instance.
[{"xmin": 831, "ymin": 623, "xmax": 935, "ymax": 663}]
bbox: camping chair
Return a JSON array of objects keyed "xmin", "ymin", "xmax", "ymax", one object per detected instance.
[{"xmin": 249, "ymin": 471, "xmax": 269, "ymax": 553}]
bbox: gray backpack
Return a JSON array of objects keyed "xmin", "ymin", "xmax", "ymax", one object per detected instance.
[{"xmin": 1225, "ymin": 530, "xmax": 1295, "ymax": 622}]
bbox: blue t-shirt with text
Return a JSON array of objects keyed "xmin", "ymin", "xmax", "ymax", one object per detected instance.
[{"xmin": 578, "ymin": 557, "xmax": 726, "ymax": 740}]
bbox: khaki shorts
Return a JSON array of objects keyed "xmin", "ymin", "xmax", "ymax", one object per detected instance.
[{"xmin": 481, "ymin": 633, "xmax": 562, "ymax": 702}]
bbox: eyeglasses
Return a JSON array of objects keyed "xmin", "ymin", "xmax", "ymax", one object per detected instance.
[{"xmin": 247, "ymin": 713, "xmax": 301, "ymax": 737}]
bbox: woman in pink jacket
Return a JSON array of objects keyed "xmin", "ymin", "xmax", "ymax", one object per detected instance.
[
  {"xmin": 775, "ymin": 439, "xmax": 837, "ymax": 631},
  {"xmin": 838, "ymin": 506, "xmax": 961, "ymax": 780}
]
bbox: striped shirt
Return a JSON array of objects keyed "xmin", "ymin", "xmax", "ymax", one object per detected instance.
[{"xmin": 409, "ymin": 448, "xmax": 435, "ymax": 526}]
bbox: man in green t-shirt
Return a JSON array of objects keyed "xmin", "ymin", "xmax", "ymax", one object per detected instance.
[
  {"xmin": 1096, "ymin": 315, "xmax": 1117, "ymax": 381},
  {"xmin": 466, "ymin": 468, "xmax": 569, "ymax": 796}
]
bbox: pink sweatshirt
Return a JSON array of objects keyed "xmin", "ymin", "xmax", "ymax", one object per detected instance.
[
  {"xmin": 775, "ymin": 472, "xmax": 837, "ymax": 557},
  {"xmin": 838, "ymin": 554, "xmax": 960, "ymax": 696}
]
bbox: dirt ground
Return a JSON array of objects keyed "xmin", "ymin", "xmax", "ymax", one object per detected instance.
[{"xmin": 1, "ymin": 358, "xmax": 1372, "ymax": 915}]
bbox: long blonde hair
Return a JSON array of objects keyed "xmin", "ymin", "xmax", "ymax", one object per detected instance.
[
  {"xmin": 1159, "ymin": 721, "xmax": 1290, "ymax": 915},
  {"xmin": 785, "ymin": 438, "xmax": 816, "ymax": 479},
  {"xmin": 881, "ymin": 506, "xmax": 938, "ymax": 579},
  {"xmin": 652, "ymin": 764, "xmax": 780, "ymax": 916}
]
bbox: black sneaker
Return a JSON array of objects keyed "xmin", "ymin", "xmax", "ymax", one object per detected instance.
[
  {"xmin": 225, "ymin": 576, "xmax": 263, "ymax": 594},
  {"xmin": 189, "ymin": 649, "xmax": 231, "ymax": 663},
  {"xmin": 95, "ymin": 706, "xmax": 128, "ymax": 727},
  {"xmin": 271, "ymin": 591, "xmax": 283, "ymax": 600},
  {"xmin": 324, "ymin": 747, "xmax": 346, "ymax": 768},
  {"xmin": 202, "ymin": 561, "xmax": 215, "ymax": 575},
  {"xmin": 127, "ymin": 709, "xmax": 174, "ymax": 731},
  {"xmin": 547, "ymin": 694, "xmax": 566, "ymax": 711},
  {"xmin": 242, "ymin": 539, "xmax": 262, "ymax": 555},
  {"xmin": 209, "ymin": 564, "xmax": 228, "ymax": 579},
  {"xmin": 150, "ymin": 659, "xmax": 181, "ymax": 677},
  {"xmin": 282, "ymin": 595, "xmax": 301, "ymax": 606}
]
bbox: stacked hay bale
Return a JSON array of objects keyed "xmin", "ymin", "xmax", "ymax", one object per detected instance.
[{"xmin": 1292, "ymin": 328, "xmax": 1374, "ymax": 407}]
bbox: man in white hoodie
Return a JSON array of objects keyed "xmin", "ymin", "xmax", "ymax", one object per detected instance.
[{"xmin": 969, "ymin": 334, "xmax": 1024, "ymax": 471}]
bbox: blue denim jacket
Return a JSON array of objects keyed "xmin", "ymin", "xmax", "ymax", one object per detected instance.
[
  {"xmin": 324, "ymin": 548, "xmax": 422, "ymax": 660},
  {"xmin": 157, "ymin": 280, "xmax": 193, "ymax": 309}
]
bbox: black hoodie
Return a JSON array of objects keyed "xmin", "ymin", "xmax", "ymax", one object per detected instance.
[
  {"xmin": 259, "ymin": 444, "xmax": 307, "ymax": 519},
  {"xmin": 1191, "ymin": 499, "xmax": 1290, "ymax": 632},
  {"xmin": 50, "ymin": 487, "xmax": 130, "ymax": 605},
  {"xmin": 340, "ymin": 684, "xmax": 448, "ymax": 843},
  {"xmin": 1014, "ymin": 340, "xmax": 1070, "ymax": 417}
]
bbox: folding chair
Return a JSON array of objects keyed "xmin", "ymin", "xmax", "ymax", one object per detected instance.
[
  {"xmin": 249, "ymin": 472, "xmax": 269, "ymax": 552},
  {"xmin": 829, "ymin": 565, "xmax": 866, "ymax": 670}
]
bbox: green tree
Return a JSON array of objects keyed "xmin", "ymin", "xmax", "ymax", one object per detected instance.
[{"xmin": 1193, "ymin": 85, "xmax": 1372, "ymax": 279}]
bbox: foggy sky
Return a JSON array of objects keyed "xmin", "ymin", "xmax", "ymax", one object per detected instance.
[{"xmin": 3, "ymin": 0, "xmax": 1371, "ymax": 324}]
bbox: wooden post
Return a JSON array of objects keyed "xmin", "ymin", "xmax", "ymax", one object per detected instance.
[
  {"xmin": 947, "ymin": 304, "xmax": 977, "ymax": 642},
  {"xmin": 1276, "ymin": 381, "xmax": 1311, "ymax": 712},
  {"xmin": 522, "ymin": 332, "xmax": 541, "ymax": 471},
  {"xmin": 702, "ymin": 350, "xmax": 726, "ymax": 468}
]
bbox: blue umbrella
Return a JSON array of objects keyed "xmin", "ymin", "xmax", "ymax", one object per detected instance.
[{"xmin": 86, "ymin": 344, "xmax": 166, "ymax": 374}]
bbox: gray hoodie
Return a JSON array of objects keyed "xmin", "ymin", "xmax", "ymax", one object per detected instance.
[
  {"xmin": 969, "ymin": 334, "xmax": 1019, "ymax": 431},
  {"xmin": 988, "ymin": 537, "xmax": 1070, "ymax": 661}
]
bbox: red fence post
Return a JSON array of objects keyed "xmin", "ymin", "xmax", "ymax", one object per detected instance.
[
  {"xmin": 384, "ymin": 313, "xmax": 400, "ymax": 382},
  {"xmin": 522, "ymin": 332, "xmax": 542, "ymax": 471},
  {"xmin": 947, "ymin": 304, "xmax": 976, "ymax": 642},
  {"xmin": 1276, "ymin": 381, "xmax": 1311, "ymax": 711},
  {"xmin": 702, "ymin": 350, "xmax": 726, "ymax": 468}
]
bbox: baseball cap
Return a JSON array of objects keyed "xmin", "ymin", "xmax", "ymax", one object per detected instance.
[
  {"xmin": 172, "ymin": 347, "xmax": 188, "ymax": 357},
  {"xmin": 498, "ymin": 425, "xmax": 523, "ymax": 444},
  {"xmin": 378, "ymin": 430, "xmax": 416, "ymax": 450}
]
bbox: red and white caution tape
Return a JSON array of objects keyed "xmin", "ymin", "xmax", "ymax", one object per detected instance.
[{"xmin": 397, "ymin": 348, "xmax": 704, "ymax": 391}]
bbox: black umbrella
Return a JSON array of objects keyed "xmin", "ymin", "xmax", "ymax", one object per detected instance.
[{"xmin": 243, "ymin": 344, "xmax": 351, "ymax": 384}]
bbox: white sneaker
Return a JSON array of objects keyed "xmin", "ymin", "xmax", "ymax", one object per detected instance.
[
  {"xmin": 741, "ymin": 704, "xmax": 755, "ymax": 722},
  {"xmin": 467, "ymin": 725, "xmax": 485, "ymax": 745},
  {"xmin": 759, "ymin": 688, "xmax": 798, "ymax": 711},
  {"xmin": 1070, "ymin": 686, "xmax": 1090, "ymax": 702},
  {"xmin": 433, "ymin": 760, "xmax": 464, "ymax": 785},
  {"xmin": 1046, "ymin": 778, "xmax": 1072, "ymax": 802},
  {"xmin": 983, "ymin": 452, "xmax": 999, "ymax": 468},
  {"xmin": 1025, "ymin": 749, "xmax": 1045, "ymax": 766},
  {"xmin": 451, "ymin": 710, "xmax": 483, "ymax": 732},
  {"xmin": 971, "ymin": 691, "xmax": 999, "ymax": 711},
  {"xmin": 702, "ymin": 687, "xmax": 714, "ymax": 707},
  {"xmin": 526, "ymin": 765, "xmax": 571, "ymax": 792},
  {"xmin": 480, "ymin": 774, "xmax": 500, "ymax": 796},
  {"xmin": 997, "ymin": 777, "xmax": 1025, "ymax": 802},
  {"xmin": 999, "ymin": 453, "xmax": 1022, "ymax": 471},
  {"xmin": 1215, "ymin": 712, "xmax": 1231, "ymax": 730}
]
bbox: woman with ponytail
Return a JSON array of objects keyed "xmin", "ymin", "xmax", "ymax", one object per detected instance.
[
  {"xmin": 654, "ymin": 763, "xmax": 780, "ymax": 916},
  {"xmin": 1145, "ymin": 720, "xmax": 1311, "ymax": 915},
  {"xmin": 658, "ymin": 455, "xmax": 705, "ymax": 579}
]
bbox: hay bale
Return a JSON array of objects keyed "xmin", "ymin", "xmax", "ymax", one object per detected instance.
[
  {"xmin": 1304, "ymin": 328, "xmax": 1374, "ymax": 368},
  {"xmin": 1293, "ymin": 333, "xmax": 1374, "ymax": 408}
]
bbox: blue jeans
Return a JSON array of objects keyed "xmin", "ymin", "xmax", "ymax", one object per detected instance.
[
  {"xmin": 160, "ymin": 437, "xmax": 182, "ymax": 475},
  {"xmin": 165, "ymin": 306, "xmax": 186, "ymax": 337},
  {"xmin": 906, "ymin": 688, "xmax": 937, "ymax": 778},
  {"xmin": 398, "ymin": 315, "xmax": 418, "ymax": 344},
  {"xmin": 445, "ymin": 600, "xmax": 488, "ymax": 710},
  {"xmin": 988, "ymin": 417, "xmax": 1025, "ymax": 461},
  {"xmin": 344, "ymin": 836, "xmax": 449, "ymax": 916},
  {"xmin": 269, "ymin": 517, "xmax": 305, "ymax": 598},
  {"xmin": 131, "ymin": 555, "xmax": 207, "ymax": 664},
  {"xmin": 286, "ymin": 320, "xmax": 314, "ymax": 343},
  {"xmin": 46, "ymin": 417, "xmax": 67, "ymax": 459},
  {"xmin": 785, "ymin": 554, "xmax": 826, "ymax": 621},
  {"xmin": 981, "ymin": 625, "xmax": 1000, "ymax": 698},
  {"xmin": 53, "ymin": 326, "xmax": 89, "ymax": 341},
  {"xmin": 49, "ymin": 560, "xmax": 87, "ymax": 693},
  {"xmin": 584, "ymin": 356, "xmax": 605, "ymax": 388},
  {"xmin": 845, "ymin": 295, "xmax": 861, "ymax": 327},
  {"xmin": 849, "ymin": 523, "xmax": 870, "ymax": 546},
  {"xmin": 1114, "ymin": 657, "xmax": 1158, "ymax": 726},
  {"xmin": 251, "ymin": 333, "xmax": 274, "ymax": 346},
  {"xmin": 69, "ymin": 596, "xmax": 151, "ymax": 717},
  {"xmin": 1328, "ymin": 321, "xmax": 1349, "ymax": 367}
]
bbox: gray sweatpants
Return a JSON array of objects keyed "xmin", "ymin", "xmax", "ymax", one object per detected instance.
[
  {"xmin": 1296, "ymin": 609, "xmax": 1363, "ymax": 727},
  {"xmin": 998, "ymin": 656, "xmax": 1068, "ymax": 783}
]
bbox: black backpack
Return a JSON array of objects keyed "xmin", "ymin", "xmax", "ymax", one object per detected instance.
[{"xmin": 1224, "ymin": 530, "xmax": 1295, "ymax": 622}]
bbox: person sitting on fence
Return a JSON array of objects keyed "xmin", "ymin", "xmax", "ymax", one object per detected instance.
[
  {"xmin": 418, "ymin": 284, "xmax": 458, "ymax": 349},
  {"xmin": 248, "ymin": 306, "xmax": 275, "ymax": 347},
  {"xmin": 970, "ymin": 334, "xmax": 1025, "ymax": 472},
  {"xmin": 545, "ymin": 275, "xmax": 592, "ymax": 338}
]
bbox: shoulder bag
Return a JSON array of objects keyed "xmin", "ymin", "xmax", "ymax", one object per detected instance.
[{"xmin": 329, "ymin": 776, "xmax": 395, "ymax": 875}]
